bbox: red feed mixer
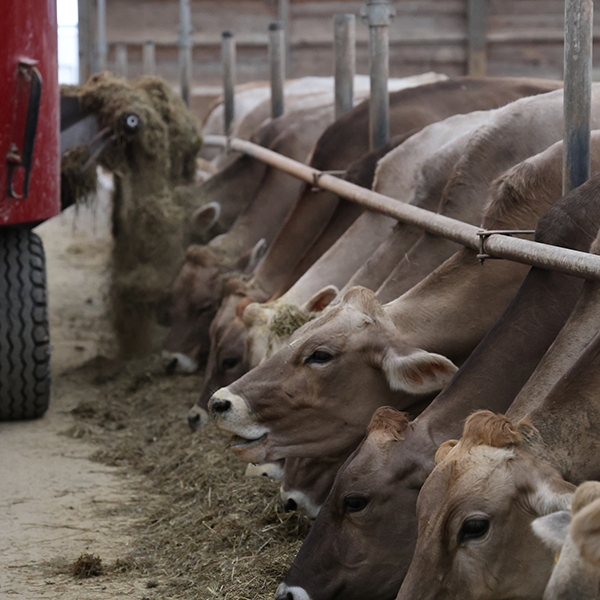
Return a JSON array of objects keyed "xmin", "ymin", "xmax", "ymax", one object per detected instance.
[{"xmin": 0, "ymin": 0, "xmax": 60, "ymax": 420}]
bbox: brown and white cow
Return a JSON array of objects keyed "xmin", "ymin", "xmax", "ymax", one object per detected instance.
[
  {"xmin": 168, "ymin": 77, "xmax": 562, "ymax": 376},
  {"xmin": 533, "ymin": 481, "xmax": 600, "ymax": 600},
  {"xmin": 209, "ymin": 86, "xmax": 599, "ymax": 465},
  {"xmin": 274, "ymin": 167, "xmax": 600, "ymax": 600}
]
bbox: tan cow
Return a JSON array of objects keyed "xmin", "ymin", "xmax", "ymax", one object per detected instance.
[
  {"xmin": 210, "ymin": 86, "xmax": 600, "ymax": 467},
  {"xmin": 276, "ymin": 173, "xmax": 600, "ymax": 600},
  {"xmin": 533, "ymin": 481, "xmax": 600, "ymax": 600}
]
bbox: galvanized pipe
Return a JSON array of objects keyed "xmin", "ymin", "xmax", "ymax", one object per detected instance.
[
  {"xmin": 269, "ymin": 21, "xmax": 286, "ymax": 119},
  {"xmin": 96, "ymin": 0, "xmax": 107, "ymax": 72},
  {"xmin": 563, "ymin": 0, "xmax": 593, "ymax": 193},
  {"xmin": 203, "ymin": 134, "xmax": 600, "ymax": 281},
  {"xmin": 362, "ymin": 0, "xmax": 395, "ymax": 150},
  {"xmin": 115, "ymin": 43, "xmax": 128, "ymax": 78},
  {"xmin": 221, "ymin": 31, "xmax": 236, "ymax": 137},
  {"xmin": 467, "ymin": 0, "xmax": 487, "ymax": 76},
  {"xmin": 278, "ymin": 0, "xmax": 291, "ymax": 65},
  {"xmin": 142, "ymin": 41, "xmax": 156, "ymax": 75},
  {"xmin": 178, "ymin": 0, "xmax": 193, "ymax": 106},
  {"xmin": 334, "ymin": 14, "xmax": 356, "ymax": 120}
]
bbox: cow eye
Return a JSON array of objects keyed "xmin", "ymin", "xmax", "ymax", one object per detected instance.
[
  {"xmin": 458, "ymin": 518, "xmax": 490, "ymax": 543},
  {"xmin": 344, "ymin": 495, "xmax": 369, "ymax": 513},
  {"xmin": 304, "ymin": 350, "xmax": 333, "ymax": 365},
  {"xmin": 221, "ymin": 357, "xmax": 239, "ymax": 370}
]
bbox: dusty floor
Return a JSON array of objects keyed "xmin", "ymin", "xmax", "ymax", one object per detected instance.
[
  {"xmin": 0, "ymin": 186, "xmax": 148, "ymax": 599},
  {"xmin": 0, "ymin": 182, "xmax": 308, "ymax": 600}
]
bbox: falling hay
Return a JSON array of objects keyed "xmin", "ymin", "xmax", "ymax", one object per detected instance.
[
  {"xmin": 60, "ymin": 145, "xmax": 97, "ymax": 211},
  {"xmin": 73, "ymin": 72, "xmax": 205, "ymax": 358}
]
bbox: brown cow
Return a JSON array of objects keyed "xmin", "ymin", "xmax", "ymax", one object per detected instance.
[
  {"xmin": 275, "ymin": 168, "xmax": 600, "ymax": 600},
  {"xmin": 209, "ymin": 86, "xmax": 597, "ymax": 465},
  {"xmin": 399, "ymin": 317, "xmax": 600, "ymax": 600},
  {"xmin": 168, "ymin": 77, "xmax": 562, "ymax": 376}
]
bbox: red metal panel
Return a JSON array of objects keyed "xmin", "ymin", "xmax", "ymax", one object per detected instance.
[{"xmin": 0, "ymin": 0, "xmax": 60, "ymax": 226}]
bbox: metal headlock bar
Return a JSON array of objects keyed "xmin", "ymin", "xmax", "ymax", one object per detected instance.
[{"xmin": 202, "ymin": 134, "xmax": 600, "ymax": 281}]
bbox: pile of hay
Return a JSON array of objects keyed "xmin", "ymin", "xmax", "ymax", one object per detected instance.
[{"xmin": 67, "ymin": 356, "xmax": 310, "ymax": 599}]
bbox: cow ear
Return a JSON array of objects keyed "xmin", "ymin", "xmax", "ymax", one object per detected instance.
[
  {"xmin": 531, "ymin": 511, "xmax": 572, "ymax": 552},
  {"xmin": 192, "ymin": 202, "xmax": 221, "ymax": 235},
  {"xmin": 571, "ymin": 498, "xmax": 600, "ymax": 566},
  {"xmin": 241, "ymin": 301, "xmax": 266, "ymax": 328},
  {"xmin": 381, "ymin": 348, "xmax": 458, "ymax": 394},
  {"xmin": 236, "ymin": 238, "xmax": 268, "ymax": 273},
  {"xmin": 302, "ymin": 286, "xmax": 339, "ymax": 313},
  {"xmin": 435, "ymin": 439, "xmax": 458, "ymax": 464}
]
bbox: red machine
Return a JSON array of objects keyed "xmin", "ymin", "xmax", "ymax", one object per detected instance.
[{"xmin": 0, "ymin": 0, "xmax": 60, "ymax": 419}]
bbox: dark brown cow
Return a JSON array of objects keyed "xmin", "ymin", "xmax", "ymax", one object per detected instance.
[{"xmin": 276, "ymin": 172, "xmax": 600, "ymax": 600}]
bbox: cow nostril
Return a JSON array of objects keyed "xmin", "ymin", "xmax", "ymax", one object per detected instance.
[
  {"xmin": 188, "ymin": 412, "xmax": 201, "ymax": 431},
  {"xmin": 211, "ymin": 398, "xmax": 232, "ymax": 414},
  {"xmin": 284, "ymin": 498, "xmax": 298, "ymax": 512},
  {"xmin": 164, "ymin": 357, "xmax": 178, "ymax": 374},
  {"xmin": 285, "ymin": 594, "xmax": 293, "ymax": 600}
]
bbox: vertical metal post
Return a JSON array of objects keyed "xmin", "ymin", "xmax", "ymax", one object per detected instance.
[
  {"xmin": 278, "ymin": 0, "xmax": 291, "ymax": 68},
  {"xmin": 179, "ymin": 0, "xmax": 193, "ymax": 106},
  {"xmin": 334, "ymin": 14, "xmax": 356, "ymax": 120},
  {"xmin": 362, "ymin": 0, "xmax": 395, "ymax": 150},
  {"xmin": 96, "ymin": 0, "xmax": 107, "ymax": 72},
  {"xmin": 269, "ymin": 21, "xmax": 286, "ymax": 119},
  {"xmin": 467, "ymin": 0, "xmax": 487, "ymax": 76},
  {"xmin": 222, "ymin": 31, "xmax": 236, "ymax": 136},
  {"xmin": 563, "ymin": 0, "xmax": 593, "ymax": 194},
  {"xmin": 115, "ymin": 43, "xmax": 128, "ymax": 77},
  {"xmin": 143, "ymin": 41, "xmax": 156, "ymax": 75},
  {"xmin": 78, "ymin": 0, "xmax": 93, "ymax": 82}
]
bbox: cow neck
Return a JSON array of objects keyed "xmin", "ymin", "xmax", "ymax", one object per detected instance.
[
  {"xmin": 386, "ymin": 250, "xmax": 530, "ymax": 364},
  {"xmin": 416, "ymin": 173, "xmax": 600, "ymax": 448},
  {"xmin": 416, "ymin": 268, "xmax": 583, "ymax": 447},
  {"xmin": 508, "ymin": 280, "xmax": 600, "ymax": 422},
  {"xmin": 250, "ymin": 187, "xmax": 342, "ymax": 298},
  {"xmin": 522, "ymin": 330, "xmax": 600, "ymax": 483}
]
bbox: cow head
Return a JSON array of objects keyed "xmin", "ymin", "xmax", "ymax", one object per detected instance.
[
  {"xmin": 397, "ymin": 411, "xmax": 575, "ymax": 600},
  {"xmin": 208, "ymin": 287, "xmax": 457, "ymax": 464},
  {"xmin": 190, "ymin": 286, "xmax": 338, "ymax": 430},
  {"xmin": 162, "ymin": 238, "xmax": 267, "ymax": 374},
  {"xmin": 280, "ymin": 454, "xmax": 348, "ymax": 518},
  {"xmin": 277, "ymin": 407, "xmax": 426, "ymax": 600}
]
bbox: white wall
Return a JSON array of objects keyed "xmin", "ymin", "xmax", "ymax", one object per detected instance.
[{"xmin": 58, "ymin": 0, "xmax": 79, "ymax": 84}]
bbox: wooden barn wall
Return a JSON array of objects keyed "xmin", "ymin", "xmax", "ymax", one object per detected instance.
[{"xmin": 103, "ymin": 0, "xmax": 600, "ymax": 117}]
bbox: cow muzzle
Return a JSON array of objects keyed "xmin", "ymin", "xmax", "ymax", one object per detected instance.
[
  {"xmin": 208, "ymin": 387, "xmax": 269, "ymax": 463},
  {"xmin": 280, "ymin": 488, "xmax": 321, "ymax": 519},
  {"xmin": 161, "ymin": 350, "xmax": 199, "ymax": 374},
  {"xmin": 275, "ymin": 583, "xmax": 312, "ymax": 600},
  {"xmin": 187, "ymin": 404, "xmax": 209, "ymax": 432}
]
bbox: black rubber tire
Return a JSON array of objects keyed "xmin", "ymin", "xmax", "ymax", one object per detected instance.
[{"xmin": 0, "ymin": 228, "xmax": 51, "ymax": 420}]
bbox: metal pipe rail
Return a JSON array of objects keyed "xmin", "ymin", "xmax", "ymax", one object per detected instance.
[{"xmin": 203, "ymin": 134, "xmax": 600, "ymax": 281}]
